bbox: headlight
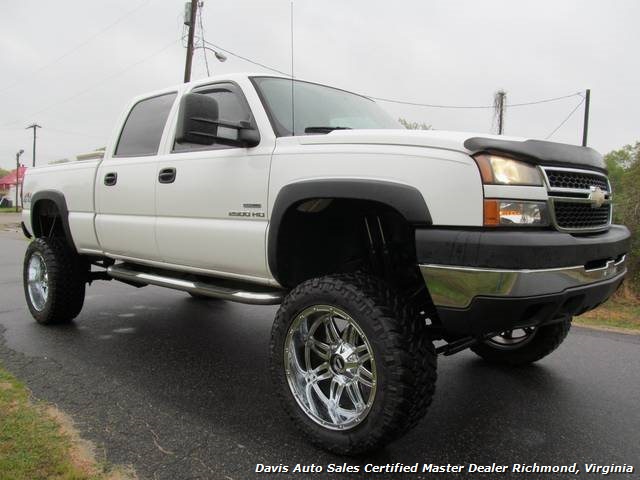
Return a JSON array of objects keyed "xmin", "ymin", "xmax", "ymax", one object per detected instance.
[
  {"xmin": 484, "ymin": 200, "xmax": 549, "ymax": 227},
  {"xmin": 474, "ymin": 154, "xmax": 543, "ymax": 186}
]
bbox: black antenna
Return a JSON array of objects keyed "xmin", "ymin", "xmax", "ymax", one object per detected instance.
[{"xmin": 290, "ymin": 1, "xmax": 295, "ymax": 136}]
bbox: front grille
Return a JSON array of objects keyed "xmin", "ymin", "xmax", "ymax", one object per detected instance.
[
  {"xmin": 542, "ymin": 166, "xmax": 612, "ymax": 231},
  {"xmin": 553, "ymin": 202, "xmax": 611, "ymax": 230},
  {"xmin": 545, "ymin": 169, "xmax": 609, "ymax": 192}
]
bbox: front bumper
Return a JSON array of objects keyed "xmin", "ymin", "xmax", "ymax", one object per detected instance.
[{"xmin": 417, "ymin": 225, "xmax": 630, "ymax": 335}]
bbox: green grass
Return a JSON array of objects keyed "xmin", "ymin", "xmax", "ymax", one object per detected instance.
[
  {"xmin": 0, "ymin": 366, "xmax": 134, "ymax": 480},
  {"xmin": 575, "ymin": 296, "xmax": 640, "ymax": 333},
  {"xmin": 0, "ymin": 207, "xmax": 20, "ymax": 213}
]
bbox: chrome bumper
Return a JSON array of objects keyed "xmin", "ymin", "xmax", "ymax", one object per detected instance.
[{"xmin": 420, "ymin": 255, "xmax": 627, "ymax": 308}]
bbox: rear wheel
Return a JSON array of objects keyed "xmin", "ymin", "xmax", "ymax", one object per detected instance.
[
  {"xmin": 270, "ymin": 274, "xmax": 437, "ymax": 455},
  {"xmin": 23, "ymin": 238, "xmax": 87, "ymax": 325},
  {"xmin": 471, "ymin": 319, "xmax": 571, "ymax": 366}
]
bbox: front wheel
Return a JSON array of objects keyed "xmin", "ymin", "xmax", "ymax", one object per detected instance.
[
  {"xmin": 471, "ymin": 319, "xmax": 571, "ymax": 366},
  {"xmin": 270, "ymin": 274, "xmax": 437, "ymax": 455},
  {"xmin": 23, "ymin": 238, "xmax": 87, "ymax": 325}
]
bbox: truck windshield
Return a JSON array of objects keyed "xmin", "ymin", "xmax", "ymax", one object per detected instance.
[{"xmin": 251, "ymin": 77, "xmax": 400, "ymax": 137}]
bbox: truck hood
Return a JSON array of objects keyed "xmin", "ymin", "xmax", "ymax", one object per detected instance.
[
  {"xmin": 297, "ymin": 129, "xmax": 605, "ymax": 172},
  {"xmin": 297, "ymin": 129, "xmax": 482, "ymax": 152}
]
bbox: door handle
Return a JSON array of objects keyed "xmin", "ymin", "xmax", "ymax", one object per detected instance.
[
  {"xmin": 158, "ymin": 167, "xmax": 176, "ymax": 184},
  {"xmin": 104, "ymin": 172, "xmax": 118, "ymax": 186}
]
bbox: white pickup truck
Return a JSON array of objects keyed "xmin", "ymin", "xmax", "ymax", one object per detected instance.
[{"xmin": 21, "ymin": 73, "xmax": 630, "ymax": 454}]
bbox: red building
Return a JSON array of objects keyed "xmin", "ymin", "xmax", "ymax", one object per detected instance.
[{"xmin": 0, "ymin": 166, "xmax": 27, "ymax": 192}]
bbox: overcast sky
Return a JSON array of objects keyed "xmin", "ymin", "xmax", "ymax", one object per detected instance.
[{"xmin": 1, "ymin": 0, "xmax": 639, "ymax": 170}]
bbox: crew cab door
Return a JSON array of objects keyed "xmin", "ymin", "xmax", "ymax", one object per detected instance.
[
  {"xmin": 154, "ymin": 82, "xmax": 271, "ymax": 280},
  {"xmin": 95, "ymin": 91, "xmax": 177, "ymax": 260}
]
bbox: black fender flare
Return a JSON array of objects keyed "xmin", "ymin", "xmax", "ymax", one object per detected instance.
[
  {"xmin": 30, "ymin": 190, "xmax": 77, "ymax": 251},
  {"xmin": 267, "ymin": 179, "xmax": 431, "ymax": 285}
]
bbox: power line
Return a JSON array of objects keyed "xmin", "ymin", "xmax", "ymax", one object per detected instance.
[
  {"xmin": 0, "ymin": 0, "xmax": 153, "ymax": 95},
  {"xmin": 370, "ymin": 91, "xmax": 582, "ymax": 109},
  {"xmin": 2, "ymin": 38, "xmax": 181, "ymax": 128},
  {"xmin": 371, "ymin": 96, "xmax": 494, "ymax": 109},
  {"xmin": 203, "ymin": 40, "xmax": 291, "ymax": 76},
  {"xmin": 545, "ymin": 96, "xmax": 586, "ymax": 139},
  {"xmin": 198, "ymin": 38, "xmax": 593, "ymax": 141},
  {"xmin": 202, "ymin": 39, "xmax": 582, "ymax": 110},
  {"xmin": 507, "ymin": 92, "xmax": 583, "ymax": 107}
]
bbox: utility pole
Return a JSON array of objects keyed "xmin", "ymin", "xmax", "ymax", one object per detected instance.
[
  {"xmin": 183, "ymin": 0, "xmax": 198, "ymax": 83},
  {"xmin": 26, "ymin": 123, "xmax": 41, "ymax": 167},
  {"xmin": 582, "ymin": 89, "xmax": 591, "ymax": 147},
  {"xmin": 15, "ymin": 149, "xmax": 24, "ymax": 212},
  {"xmin": 494, "ymin": 90, "xmax": 507, "ymax": 135}
]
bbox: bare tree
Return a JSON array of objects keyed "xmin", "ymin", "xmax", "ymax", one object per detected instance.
[
  {"xmin": 398, "ymin": 118, "xmax": 432, "ymax": 130},
  {"xmin": 493, "ymin": 90, "xmax": 507, "ymax": 134}
]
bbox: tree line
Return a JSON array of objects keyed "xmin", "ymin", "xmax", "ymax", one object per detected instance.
[{"xmin": 605, "ymin": 142, "xmax": 639, "ymax": 296}]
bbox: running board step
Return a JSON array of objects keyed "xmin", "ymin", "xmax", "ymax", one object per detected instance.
[{"xmin": 107, "ymin": 263, "xmax": 285, "ymax": 305}]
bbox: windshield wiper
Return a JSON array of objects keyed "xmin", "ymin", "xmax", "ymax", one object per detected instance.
[{"xmin": 304, "ymin": 126, "xmax": 352, "ymax": 134}]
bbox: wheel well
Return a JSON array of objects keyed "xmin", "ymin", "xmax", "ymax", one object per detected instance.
[
  {"xmin": 32, "ymin": 199, "xmax": 66, "ymax": 239},
  {"xmin": 273, "ymin": 198, "xmax": 423, "ymax": 290}
]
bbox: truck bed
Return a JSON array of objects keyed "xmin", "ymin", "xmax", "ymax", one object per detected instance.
[{"xmin": 22, "ymin": 160, "xmax": 101, "ymax": 253}]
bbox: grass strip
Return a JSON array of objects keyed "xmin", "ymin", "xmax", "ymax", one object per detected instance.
[
  {"xmin": 0, "ymin": 366, "xmax": 135, "ymax": 480},
  {"xmin": 575, "ymin": 296, "xmax": 640, "ymax": 333}
]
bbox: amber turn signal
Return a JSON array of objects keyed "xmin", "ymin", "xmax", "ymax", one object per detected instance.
[
  {"xmin": 483, "ymin": 199, "xmax": 548, "ymax": 227},
  {"xmin": 483, "ymin": 200, "xmax": 501, "ymax": 226}
]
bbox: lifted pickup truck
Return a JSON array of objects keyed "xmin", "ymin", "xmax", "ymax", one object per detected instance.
[{"xmin": 21, "ymin": 73, "xmax": 630, "ymax": 454}]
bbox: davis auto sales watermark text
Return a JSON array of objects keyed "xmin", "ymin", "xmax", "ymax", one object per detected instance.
[{"xmin": 255, "ymin": 462, "xmax": 635, "ymax": 475}]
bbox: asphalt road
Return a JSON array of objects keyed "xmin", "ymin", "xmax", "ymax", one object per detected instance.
[{"xmin": 0, "ymin": 231, "xmax": 638, "ymax": 480}]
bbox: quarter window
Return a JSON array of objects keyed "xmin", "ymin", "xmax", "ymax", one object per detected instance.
[{"xmin": 115, "ymin": 93, "xmax": 177, "ymax": 157}]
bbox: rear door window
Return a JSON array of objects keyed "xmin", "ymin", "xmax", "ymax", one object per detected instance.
[{"xmin": 115, "ymin": 92, "xmax": 177, "ymax": 157}]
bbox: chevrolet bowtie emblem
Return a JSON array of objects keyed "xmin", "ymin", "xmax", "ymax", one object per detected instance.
[{"xmin": 589, "ymin": 186, "xmax": 606, "ymax": 208}]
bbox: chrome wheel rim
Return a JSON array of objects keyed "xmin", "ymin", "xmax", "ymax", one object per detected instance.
[
  {"xmin": 284, "ymin": 305, "xmax": 376, "ymax": 430},
  {"xmin": 486, "ymin": 326, "xmax": 537, "ymax": 350},
  {"xmin": 27, "ymin": 252, "xmax": 48, "ymax": 311}
]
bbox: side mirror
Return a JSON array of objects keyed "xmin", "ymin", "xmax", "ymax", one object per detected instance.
[
  {"xmin": 175, "ymin": 93, "xmax": 260, "ymax": 148},
  {"xmin": 175, "ymin": 93, "xmax": 219, "ymax": 145},
  {"xmin": 237, "ymin": 121, "xmax": 260, "ymax": 148}
]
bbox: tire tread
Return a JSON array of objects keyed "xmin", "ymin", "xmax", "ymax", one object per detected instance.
[
  {"xmin": 24, "ymin": 237, "xmax": 86, "ymax": 325},
  {"xmin": 270, "ymin": 273, "xmax": 437, "ymax": 454}
]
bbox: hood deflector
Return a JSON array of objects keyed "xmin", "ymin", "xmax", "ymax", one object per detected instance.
[{"xmin": 464, "ymin": 137, "xmax": 606, "ymax": 172}]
